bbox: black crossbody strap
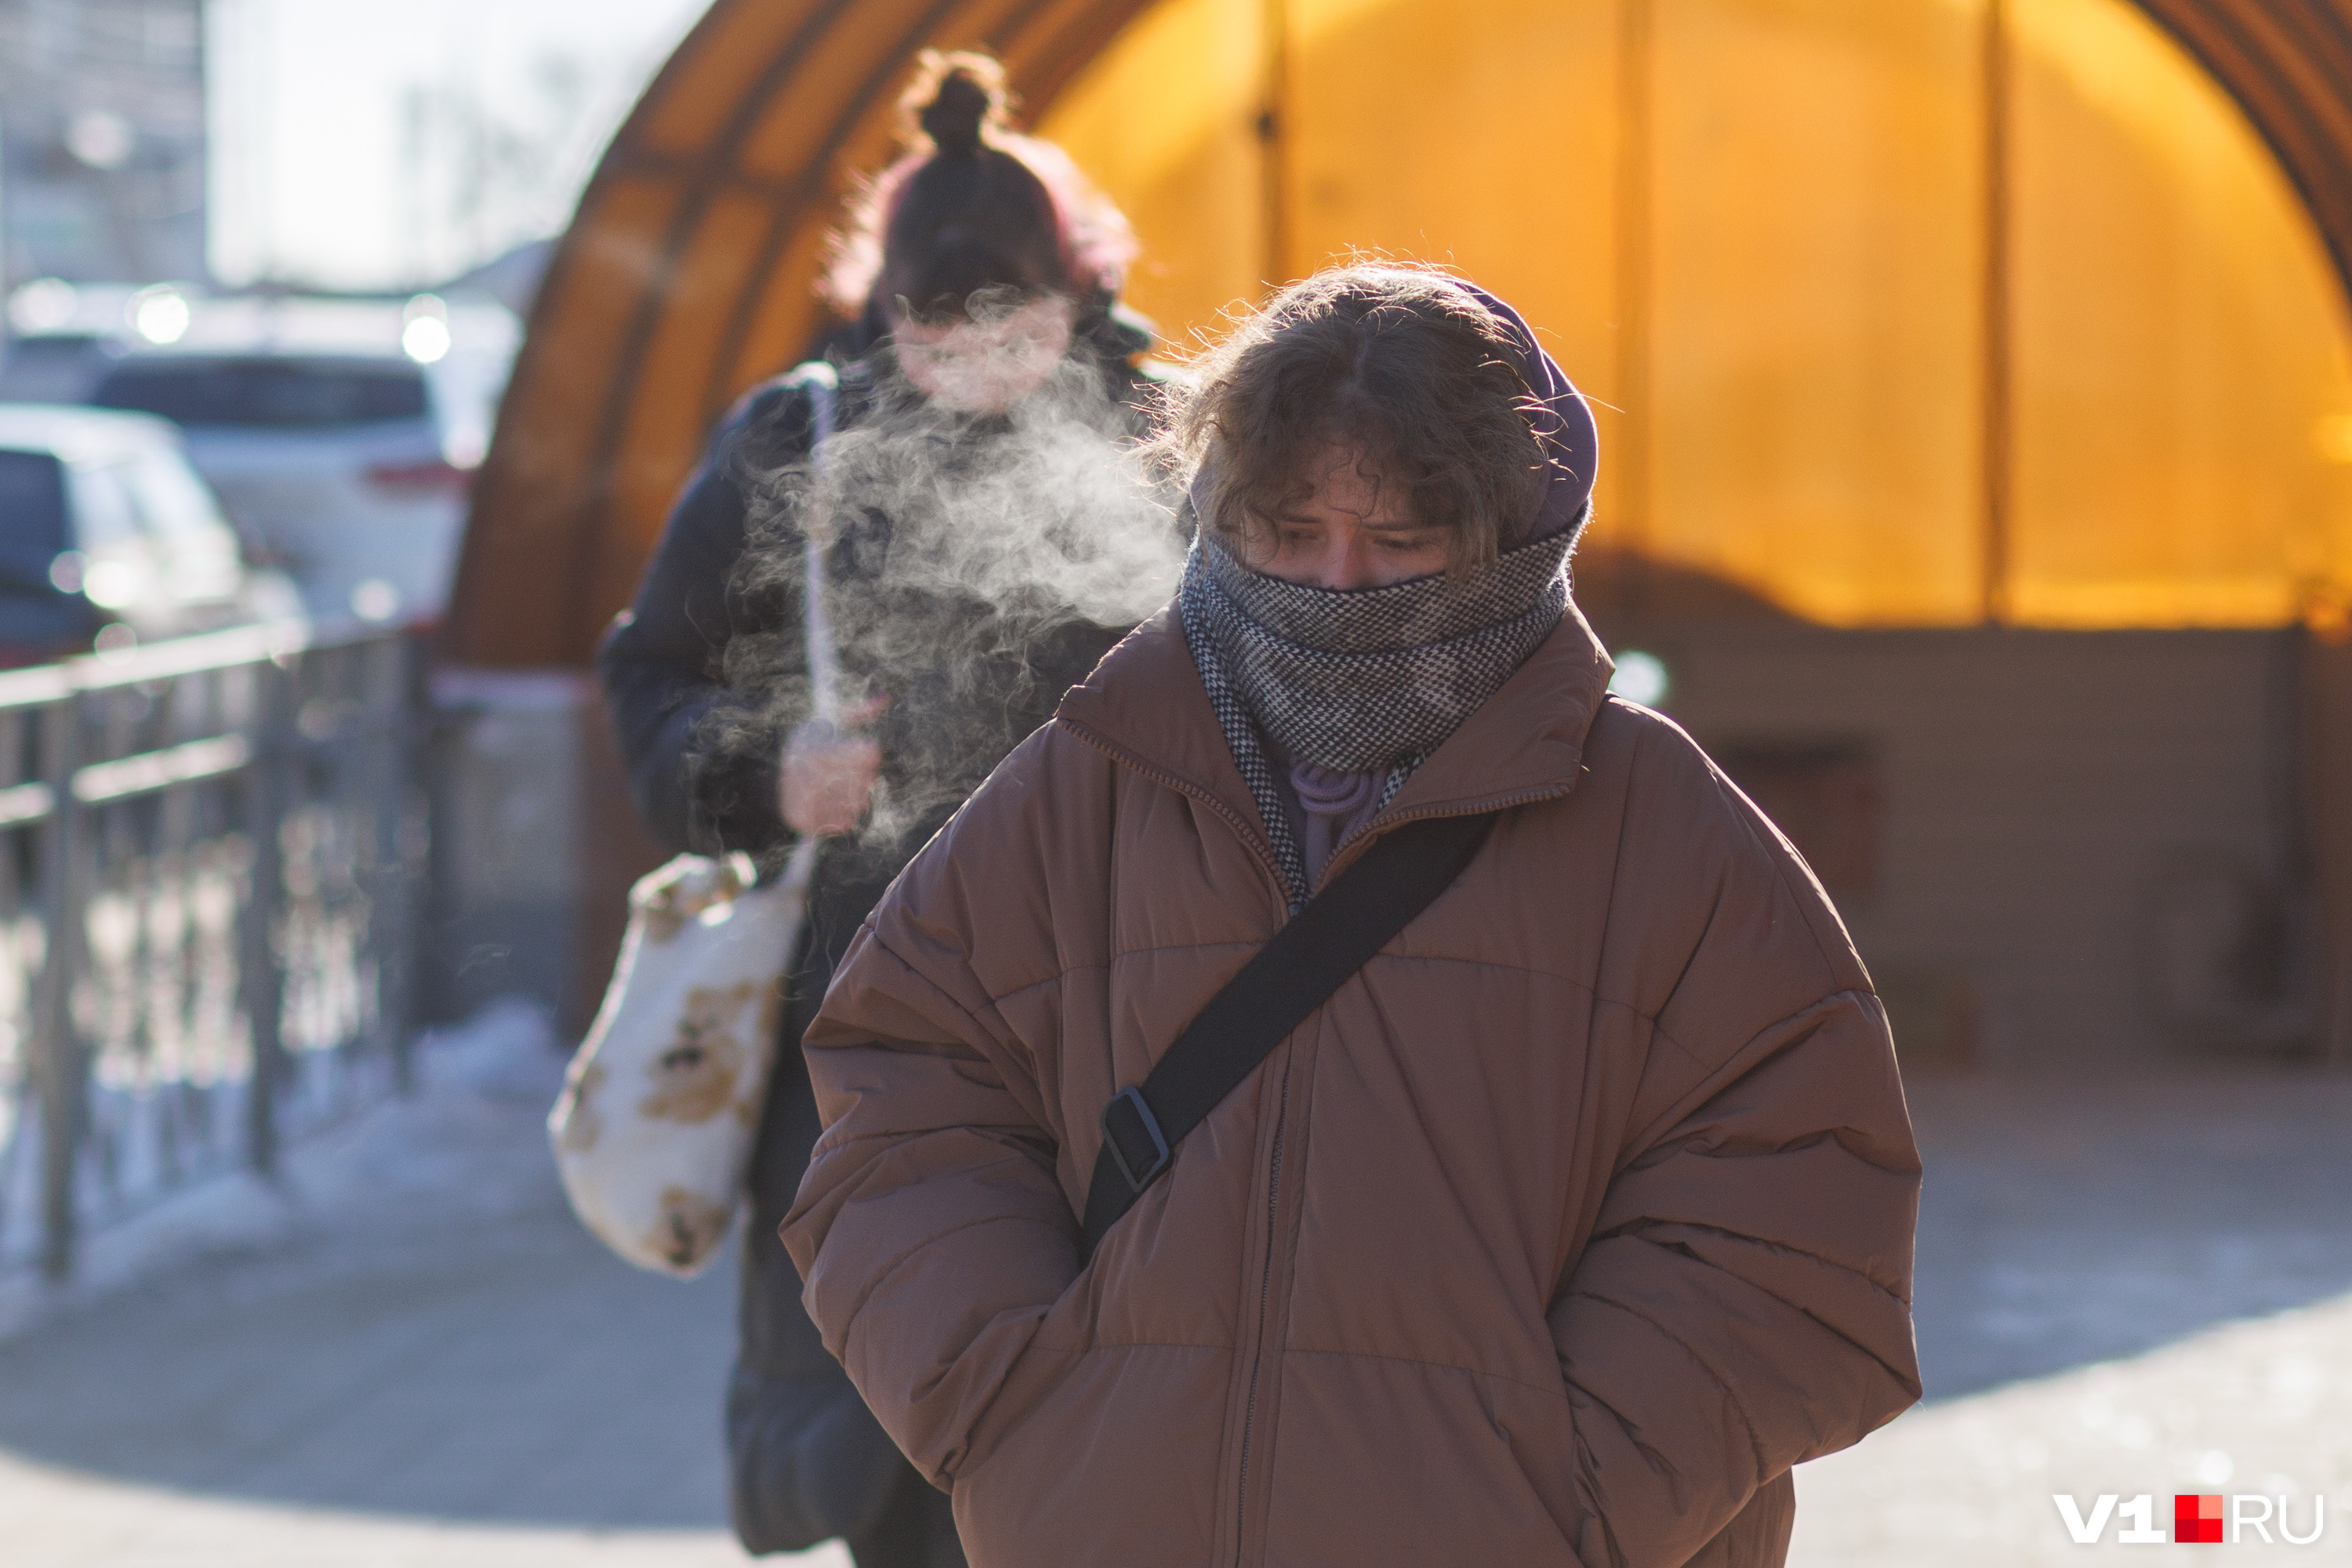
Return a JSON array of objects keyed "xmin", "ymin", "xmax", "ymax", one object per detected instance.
[{"xmin": 1079, "ymin": 809, "xmax": 1499, "ymax": 1259}]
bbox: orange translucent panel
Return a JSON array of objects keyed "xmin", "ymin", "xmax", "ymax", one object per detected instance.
[
  {"xmin": 1645, "ymin": 0, "xmax": 1987, "ymax": 626},
  {"xmin": 1033, "ymin": 0, "xmax": 1272, "ymax": 351},
  {"xmin": 2007, "ymin": 0, "xmax": 2352, "ymax": 626},
  {"xmin": 1040, "ymin": 0, "xmax": 2352, "ymax": 628},
  {"xmin": 1279, "ymin": 0, "xmax": 1624, "ymax": 521}
]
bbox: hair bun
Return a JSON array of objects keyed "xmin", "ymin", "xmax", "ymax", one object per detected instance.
[{"xmin": 918, "ymin": 67, "xmax": 995, "ymax": 157}]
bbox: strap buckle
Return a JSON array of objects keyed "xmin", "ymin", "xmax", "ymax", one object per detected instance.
[{"xmin": 1099, "ymin": 1086, "xmax": 1171, "ymax": 1194}]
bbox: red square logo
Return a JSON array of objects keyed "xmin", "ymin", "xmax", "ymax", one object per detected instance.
[{"xmin": 2175, "ymin": 1494, "xmax": 2224, "ymax": 1544}]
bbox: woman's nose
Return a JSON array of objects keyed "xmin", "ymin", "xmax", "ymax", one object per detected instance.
[{"xmin": 1316, "ymin": 528, "xmax": 1379, "ymax": 590}]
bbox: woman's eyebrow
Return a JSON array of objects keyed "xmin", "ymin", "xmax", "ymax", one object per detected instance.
[
  {"xmin": 1258, "ymin": 503, "xmax": 1427, "ymax": 529},
  {"xmin": 1266, "ymin": 504, "xmax": 1330, "ymax": 527}
]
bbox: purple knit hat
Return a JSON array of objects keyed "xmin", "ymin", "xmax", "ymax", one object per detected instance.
[
  {"xmin": 1450, "ymin": 280, "xmax": 1600, "ymax": 545},
  {"xmin": 1185, "ymin": 274, "xmax": 1601, "ymax": 549}
]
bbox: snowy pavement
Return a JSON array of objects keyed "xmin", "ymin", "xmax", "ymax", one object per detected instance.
[
  {"xmin": 2, "ymin": 1018, "xmax": 2349, "ymax": 1566},
  {"xmin": 1792, "ymin": 1071, "xmax": 2352, "ymax": 1563},
  {"xmin": 0, "ymin": 1005, "xmax": 831, "ymax": 1568}
]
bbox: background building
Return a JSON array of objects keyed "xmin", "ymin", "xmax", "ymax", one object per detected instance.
[{"xmin": 0, "ymin": 0, "xmax": 210, "ymax": 288}]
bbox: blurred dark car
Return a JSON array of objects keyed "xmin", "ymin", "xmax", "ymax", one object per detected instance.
[{"xmin": 0, "ymin": 405, "xmax": 298, "ymax": 666}]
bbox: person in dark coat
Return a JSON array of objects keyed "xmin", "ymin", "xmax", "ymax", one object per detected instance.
[{"xmin": 596, "ymin": 50, "xmax": 1175, "ymax": 1568}]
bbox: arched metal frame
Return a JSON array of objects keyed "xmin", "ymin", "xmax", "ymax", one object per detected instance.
[{"xmin": 444, "ymin": 0, "xmax": 2352, "ymax": 667}]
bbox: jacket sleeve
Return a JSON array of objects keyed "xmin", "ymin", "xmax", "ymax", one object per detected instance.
[
  {"xmin": 779, "ymin": 731, "xmax": 1087, "ymax": 1486},
  {"xmin": 596, "ymin": 379, "xmax": 816, "ymax": 859},
  {"xmin": 1548, "ymin": 712, "xmax": 1922, "ymax": 1568}
]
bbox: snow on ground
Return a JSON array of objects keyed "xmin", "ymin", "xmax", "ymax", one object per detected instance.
[
  {"xmin": 1795, "ymin": 1069, "xmax": 2352, "ymax": 1563},
  {"xmin": 0, "ymin": 996, "xmax": 843, "ymax": 1567},
  {"xmin": 1794, "ymin": 1289, "xmax": 2352, "ymax": 1563},
  {"xmin": 0, "ymin": 996, "xmax": 570, "ymax": 1348},
  {"xmin": 2, "ymin": 1023, "xmax": 2350, "ymax": 1565}
]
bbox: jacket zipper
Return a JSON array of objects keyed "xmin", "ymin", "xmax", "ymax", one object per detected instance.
[
  {"xmin": 1056, "ymin": 719, "xmax": 1579, "ymax": 1563},
  {"xmin": 1232, "ymin": 1066, "xmax": 1290, "ymax": 1564},
  {"xmin": 1057, "ymin": 721, "xmax": 1295, "ymax": 1566}
]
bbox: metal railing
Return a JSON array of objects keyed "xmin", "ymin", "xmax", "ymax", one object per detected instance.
[{"xmin": 0, "ymin": 622, "xmax": 425, "ymax": 1279}]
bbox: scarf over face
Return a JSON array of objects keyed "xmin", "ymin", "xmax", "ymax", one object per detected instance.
[{"xmin": 1178, "ymin": 281, "xmax": 1602, "ymax": 899}]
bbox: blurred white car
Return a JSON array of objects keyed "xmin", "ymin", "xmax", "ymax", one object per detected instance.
[
  {"xmin": 0, "ymin": 405, "xmax": 299, "ymax": 665},
  {"xmin": 86, "ymin": 294, "xmax": 517, "ymax": 627}
]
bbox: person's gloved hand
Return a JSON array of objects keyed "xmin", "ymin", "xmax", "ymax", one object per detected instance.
[{"xmin": 779, "ymin": 697, "xmax": 885, "ymax": 837}]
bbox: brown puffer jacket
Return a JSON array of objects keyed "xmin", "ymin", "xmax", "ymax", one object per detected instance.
[{"xmin": 783, "ymin": 599, "xmax": 1922, "ymax": 1568}]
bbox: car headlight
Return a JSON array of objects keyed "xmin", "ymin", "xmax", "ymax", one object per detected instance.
[{"xmin": 82, "ymin": 560, "xmax": 143, "ymax": 609}]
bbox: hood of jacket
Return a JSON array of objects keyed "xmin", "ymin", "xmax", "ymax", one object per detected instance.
[{"xmin": 1461, "ymin": 279, "xmax": 1600, "ymax": 546}]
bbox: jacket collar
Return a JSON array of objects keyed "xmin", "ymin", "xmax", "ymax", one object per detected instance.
[{"xmin": 1055, "ymin": 597, "xmax": 1617, "ymax": 877}]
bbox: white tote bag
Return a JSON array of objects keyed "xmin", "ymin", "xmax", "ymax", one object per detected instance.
[{"xmin": 550, "ymin": 364, "xmax": 843, "ymax": 1276}]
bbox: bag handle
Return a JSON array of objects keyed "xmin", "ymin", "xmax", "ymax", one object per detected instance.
[
  {"xmin": 1079, "ymin": 809, "xmax": 1499, "ymax": 1260},
  {"xmin": 775, "ymin": 362, "xmax": 843, "ymax": 892},
  {"xmin": 793, "ymin": 362, "xmax": 842, "ymax": 724}
]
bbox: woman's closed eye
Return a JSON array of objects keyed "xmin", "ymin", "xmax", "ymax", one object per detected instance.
[{"xmin": 1272, "ymin": 524, "xmax": 1432, "ymax": 548}]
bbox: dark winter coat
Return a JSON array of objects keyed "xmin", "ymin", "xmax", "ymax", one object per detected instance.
[{"xmin": 597, "ymin": 306, "xmax": 1167, "ymax": 1561}]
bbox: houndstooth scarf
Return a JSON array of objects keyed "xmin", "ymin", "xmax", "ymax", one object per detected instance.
[{"xmin": 1179, "ymin": 524, "xmax": 1577, "ymax": 898}]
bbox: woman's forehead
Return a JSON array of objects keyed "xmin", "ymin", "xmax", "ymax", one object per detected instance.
[{"xmin": 1277, "ymin": 445, "xmax": 1417, "ymax": 524}]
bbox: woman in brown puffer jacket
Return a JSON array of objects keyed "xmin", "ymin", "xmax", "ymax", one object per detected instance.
[{"xmin": 783, "ymin": 266, "xmax": 1922, "ymax": 1568}]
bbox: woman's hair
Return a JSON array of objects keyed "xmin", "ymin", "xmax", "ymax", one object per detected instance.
[
  {"xmin": 822, "ymin": 51, "xmax": 1138, "ymax": 322},
  {"xmin": 1155, "ymin": 266, "xmax": 1548, "ymax": 574}
]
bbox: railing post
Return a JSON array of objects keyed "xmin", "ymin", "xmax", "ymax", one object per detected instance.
[
  {"xmin": 240, "ymin": 652, "xmax": 291, "ymax": 1178},
  {"xmin": 29, "ymin": 695, "xmax": 84, "ymax": 1280},
  {"xmin": 374, "ymin": 633, "xmax": 421, "ymax": 1092}
]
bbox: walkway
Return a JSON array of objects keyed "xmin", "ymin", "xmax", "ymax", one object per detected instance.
[
  {"xmin": 1795, "ymin": 1071, "xmax": 2352, "ymax": 1561},
  {"xmin": 0, "ymin": 1011, "xmax": 830, "ymax": 1568},
  {"xmin": 3, "ymin": 1022, "xmax": 2348, "ymax": 1565}
]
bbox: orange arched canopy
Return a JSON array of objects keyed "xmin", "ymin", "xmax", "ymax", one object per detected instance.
[{"xmin": 447, "ymin": 0, "xmax": 2352, "ymax": 666}]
